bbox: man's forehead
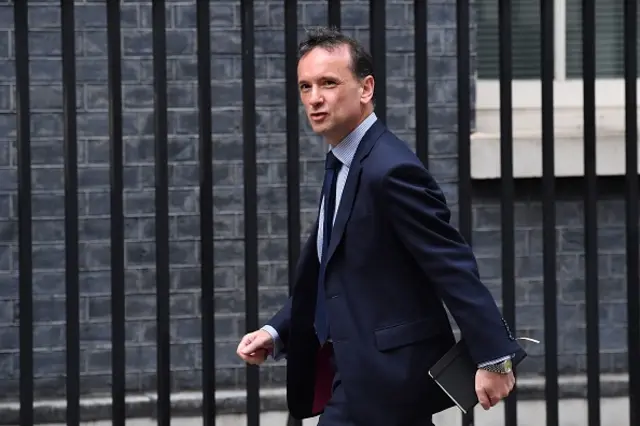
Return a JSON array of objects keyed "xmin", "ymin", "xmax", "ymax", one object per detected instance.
[{"xmin": 298, "ymin": 45, "xmax": 352, "ymax": 75}]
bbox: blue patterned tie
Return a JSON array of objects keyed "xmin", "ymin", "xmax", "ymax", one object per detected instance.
[{"xmin": 315, "ymin": 151, "xmax": 341, "ymax": 344}]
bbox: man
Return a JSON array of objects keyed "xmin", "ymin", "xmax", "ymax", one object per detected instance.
[{"xmin": 236, "ymin": 27, "xmax": 524, "ymax": 426}]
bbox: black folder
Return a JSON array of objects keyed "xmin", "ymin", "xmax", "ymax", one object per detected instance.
[{"xmin": 428, "ymin": 338, "xmax": 537, "ymax": 414}]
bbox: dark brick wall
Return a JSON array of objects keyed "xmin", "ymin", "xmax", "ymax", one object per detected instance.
[
  {"xmin": 471, "ymin": 178, "xmax": 631, "ymax": 376},
  {"xmin": 0, "ymin": 0, "xmax": 629, "ymax": 402}
]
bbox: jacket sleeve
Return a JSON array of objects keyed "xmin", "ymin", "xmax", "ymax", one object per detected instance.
[
  {"xmin": 264, "ymin": 297, "xmax": 292, "ymax": 360},
  {"xmin": 379, "ymin": 161, "xmax": 523, "ymax": 365}
]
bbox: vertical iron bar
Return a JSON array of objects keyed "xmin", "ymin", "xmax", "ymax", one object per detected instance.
[
  {"xmin": 152, "ymin": 2, "xmax": 171, "ymax": 425},
  {"xmin": 369, "ymin": 0, "xmax": 386, "ymax": 123},
  {"xmin": 285, "ymin": 0, "xmax": 300, "ymax": 289},
  {"xmin": 106, "ymin": 2, "xmax": 126, "ymax": 425},
  {"xmin": 540, "ymin": 0, "xmax": 558, "ymax": 425},
  {"xmin": 624, "ymin": 0, "xmax": 640, "ymax": 424},
  {"xmin": 498, "ymin": 0, "xmax": 516, "ymax": 424},
  {"xmin": 456, "ymin": 0, "xmax": 473, "ymax": 423},
  {"xmin": 241, "ymin": 1, "xmax": 260, "ymax": 425},
  {"xmin": 414, "ymin": 0, "xmax": 428, "ymax": 165},
  {"xmin": 581, "ymin": 0, "xmax": 600, "ymax": 425},
  {"xmin": 196, "ymin": 1, "xmax": 216, "ymax": 425},
  {"xmin": 328, "ymin": 0, "xmax": 341, "ymax": 29},
  {"xmin": 285, "ymin": 1, "xmax": 302, "ymax": 425},
  {"xmin": 61, "ymin": 2, "xmax": 80, "ymax": 424},
  {"xmin": 14, "ymin": 1, "xmax": 34, "ymax": 425}
]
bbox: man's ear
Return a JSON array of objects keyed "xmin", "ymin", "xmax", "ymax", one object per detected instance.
[{"xmin": 361, "ymin": 75, "xmax": 375, "ymax": 103}]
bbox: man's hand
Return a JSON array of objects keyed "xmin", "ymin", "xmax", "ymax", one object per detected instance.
[
  {"xmin": 475, "ymin": 369, "xmax": 515, "ymax": 410},
  {"xmin": 236, "ymin": 329, "xmax": 274, "ymax": 365}
]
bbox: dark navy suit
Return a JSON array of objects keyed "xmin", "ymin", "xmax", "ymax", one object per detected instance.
[{"xmin": 265, "ymin": 115, "xmax": 523, "ymax": 426}]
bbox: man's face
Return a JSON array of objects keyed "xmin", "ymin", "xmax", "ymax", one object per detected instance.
[{"xmin": 297, "ymin": 44, "xmax": 373, "ymax": 145}]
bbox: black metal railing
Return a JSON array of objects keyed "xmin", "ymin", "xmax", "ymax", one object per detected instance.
[
  {"xmin": 6, "ymin": 1, "xmax": 639, "ymax": 426},
  {"xmin": 14, "ymin": 2, "xmax": 33, "ymax": 426},
  {"xmin": 539, "ymin": 3, "xmax": 558, "ymax": 426},
  {"xmin": 195, "ymin": 0, "xmax": 216, "ymax": 425},
  {"xmin": 106, "ymin": 1, "xmax": 126, "ymax": 424},
  {"xmin": 61, "ymin": 3, "xmax": 81, "ymax": 425},
  {"xmin": 456, "ymin": 2, "xmax": 473, "ymax": 424}
]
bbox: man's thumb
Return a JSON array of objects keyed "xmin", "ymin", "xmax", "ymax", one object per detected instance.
[{"xmin": 241, "ymin": 336, "xmax": 262, "ymax": 354}]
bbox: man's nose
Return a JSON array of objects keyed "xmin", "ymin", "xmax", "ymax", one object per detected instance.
[{"xmin": 309, "ymin": 87, "xmax": 323, "ymax": 105}]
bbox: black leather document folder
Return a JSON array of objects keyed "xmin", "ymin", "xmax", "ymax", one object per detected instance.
[{"xmin": 428, "ymin": 337, "xmax": 539, "ymax": 414}]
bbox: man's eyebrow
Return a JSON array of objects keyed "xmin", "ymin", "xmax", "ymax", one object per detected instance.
[
  {"xmin": 298, "ymin": 75, "xmax": 341, "ymax": 84},
  {"xmin": 317, "ymin": 75, "xmax": 342, "ymax": 81}
]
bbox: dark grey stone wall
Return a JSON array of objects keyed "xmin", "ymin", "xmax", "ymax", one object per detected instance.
[
  {"xmin": 0, "ymin": 0, "xmax": 629, "ymax": 403},
  {"xmin": 471, "ymin": 178, "xmax": 631, "ymax": 376}
]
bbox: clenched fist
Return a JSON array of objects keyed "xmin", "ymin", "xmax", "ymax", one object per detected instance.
[
  {"xmin": 475, "ymin": 369, "xmax": 515, "ymax": 410},
  {"xmin": 236, "ymin": 329, "xmax": 274, "ymax": 365}
]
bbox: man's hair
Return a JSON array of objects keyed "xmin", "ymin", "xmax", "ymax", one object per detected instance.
[{"xmin": 297, "ymin": 26, "xmax": 375, "ymax": 82}]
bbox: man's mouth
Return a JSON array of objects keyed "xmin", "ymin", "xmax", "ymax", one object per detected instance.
[{"xmin": 310, "ymin": 112, "xmax": 328, "ymax": 121}]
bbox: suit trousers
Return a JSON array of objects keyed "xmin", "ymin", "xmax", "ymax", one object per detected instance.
[
  {"xmin": 316, "ymin": 346, "xmax": 435, "ymax": 426},
  {"xmin": 316, "ymin": 351, "xmax": 351, "ymax": 426}
]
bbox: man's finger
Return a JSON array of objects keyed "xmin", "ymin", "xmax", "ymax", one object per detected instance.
[
  {"xmin": 237, "ymin": 337, "xmax": 252, "ymax": 352},
  {"xmin": 241, "ymin": 337, "xmax": 265, "ymax": 355},
  {"xmin": 486, "ymin": 390, "xmax": 500, "ymax": 407},
  {"xmin": 238, "ymin": 350, "xmax": 259, "ymax": 361},
  {"xmin": 237, "ymin": 336, "xmax": 250, "ymax": 350},
  {"xmin": 501, "ymin": 384, "xmax": 510, "ymax": 398},
  {"xmin": 476, "ymin": 387, "xmax": 491, "ymax": 410}
]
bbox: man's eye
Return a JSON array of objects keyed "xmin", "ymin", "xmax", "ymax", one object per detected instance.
[{"xmin": 324, "ymin": 81, "xmax": 336, "ymax": 87}]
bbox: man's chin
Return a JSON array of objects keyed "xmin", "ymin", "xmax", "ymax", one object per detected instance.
[{"xmin": 310, "ymin": 122, "xmax": 330, "ymax": 135}]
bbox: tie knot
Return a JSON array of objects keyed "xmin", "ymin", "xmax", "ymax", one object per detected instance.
[{"xmin": 325, "ymin": 151, "xmax": 341, "ymax": 170}]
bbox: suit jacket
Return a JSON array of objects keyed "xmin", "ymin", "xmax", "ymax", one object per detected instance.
[{"xmin": 267, "ymin": 120, "xmax": 523, "ymax": 426}]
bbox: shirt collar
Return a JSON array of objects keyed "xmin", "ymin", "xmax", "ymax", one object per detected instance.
[{"xmin": 330, "ymin": 112, "xmax": 377, "ymax": 168}]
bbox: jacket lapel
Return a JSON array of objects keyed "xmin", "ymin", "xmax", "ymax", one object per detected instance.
[{"xmin": 325, "ymin": 120, "xmax": 386, "ymax": 264}]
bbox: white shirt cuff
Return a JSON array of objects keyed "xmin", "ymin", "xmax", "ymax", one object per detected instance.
[{"xmin": 260, "ymin": 325, "xmax": 286, "ymax": 360}]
